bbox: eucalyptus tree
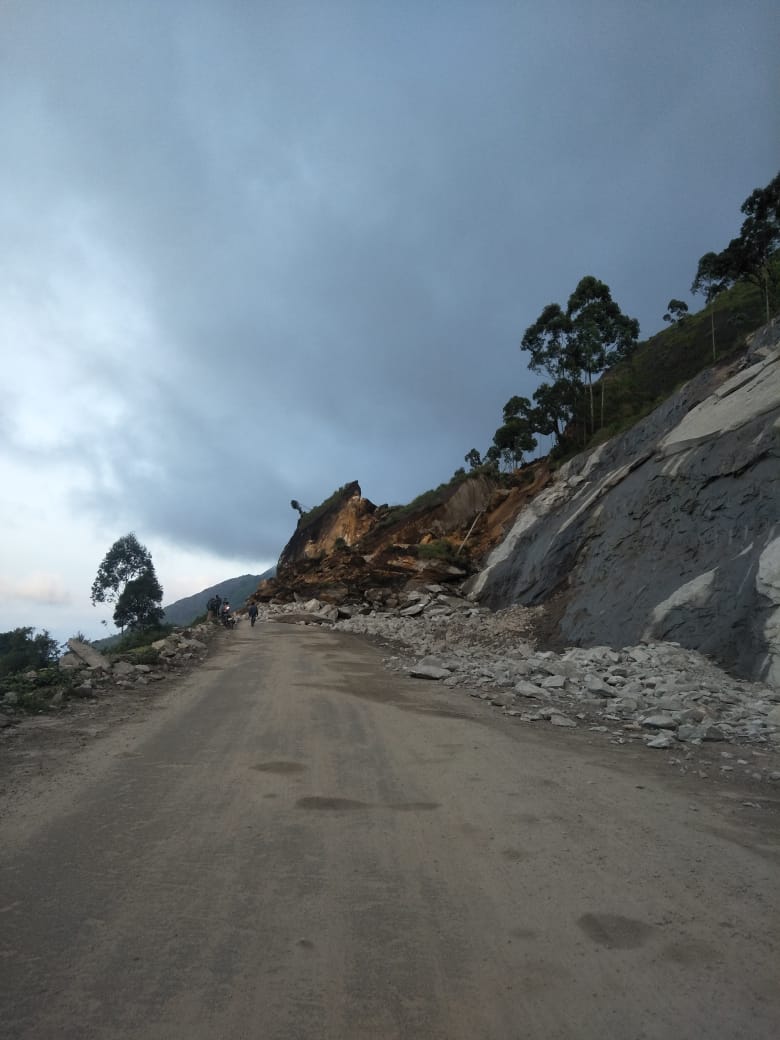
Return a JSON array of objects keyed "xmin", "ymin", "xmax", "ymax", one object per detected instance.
[
  {"xmin": 464, "ymin": 448, "xmax": 482, "ymax": 470},
  {"xmin": 663, "ymin": 299, "xmax": 689, "ymax": 324},
  {"xmin": 490, "ymin": 395, "xmax": 538, "ymax": 470},
  {"xmin": 691, "ymin": 251, "xmax": 729, "ymax": 361},
  {"xmin": 718, "ymin": 172, "xmax": 779, "ymax": 323},
  {"xmin": 521, "ymin": 277, "xmax": 639, "ymax": 443},
  {"xmin": 566, "ymin": 276, "xmax": 640, "ymax": 435}
]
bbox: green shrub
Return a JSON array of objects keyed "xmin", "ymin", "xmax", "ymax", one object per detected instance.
[
  {"xmin": 125, "ymin": 647, "xmax": 162, "ymax": 666},
  {"xmin": 113, "ymin": 625, "xmax": 173, "ymax": 653},
  {"xmin": 375, "ymin": 470, "xmax": 481, "ymax": 533},
  {"xmin": 300, "ymin": 484, "xmax": 355, "ymax": 527},
  {"xmin": 0, "ymin": 665, "xmax": 79, "ymax": 714},
  {"xmin": 417, "ymin": 539, "xmax": 458, "ymax": 562}
]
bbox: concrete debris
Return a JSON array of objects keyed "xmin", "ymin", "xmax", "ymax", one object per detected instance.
[{"xmin": 61, "ymin": 639, "xmax": 109, "ymax": 671}]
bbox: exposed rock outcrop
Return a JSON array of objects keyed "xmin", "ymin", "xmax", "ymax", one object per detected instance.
[
  {"xmin": 59, "ymin": 639, "xmax": 110, "ymax": 671},
  {"xmin": 470, "ymin": 319, "xmax": 780, "ymax": 685},
  {"xmin": 278, "ymin": 481, "xmax": 377, "ymax": 570},
  {"xmin": 250, "ymin": 321, "xmax": 779, "ymax": 688},
  {"xmin": 255, "ymin": 471, "xmax": 548, "ymax": 605}
]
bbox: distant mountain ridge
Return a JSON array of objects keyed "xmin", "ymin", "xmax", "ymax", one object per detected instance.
[{"xmin": 163, "ymin": 569, "xmax": 275, "ymax": 627}]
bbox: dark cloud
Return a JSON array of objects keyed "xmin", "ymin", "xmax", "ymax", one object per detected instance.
[{"xmin": 2, "ymin": 0, "xmax": 777, "ymax": 563}]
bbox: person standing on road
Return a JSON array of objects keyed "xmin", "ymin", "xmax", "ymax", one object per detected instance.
[{"xmin": 248, "ymin": 603, "xmax": 258, "ymax": 627}]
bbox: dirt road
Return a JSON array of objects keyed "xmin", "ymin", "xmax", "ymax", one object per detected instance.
[{"xmin": 1, "ymin": 623, "xmax": 778, "ymax": 1039}]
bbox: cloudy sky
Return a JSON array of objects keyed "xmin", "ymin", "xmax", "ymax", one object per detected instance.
[{"xmin": 0, "ymin": 0, "xmax": 777, "ymax": 643}]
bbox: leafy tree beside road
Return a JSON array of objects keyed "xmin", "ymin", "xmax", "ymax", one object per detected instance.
[{"xmin": 91, "ymin": 533, "xmax": 164, "ymax": 632}]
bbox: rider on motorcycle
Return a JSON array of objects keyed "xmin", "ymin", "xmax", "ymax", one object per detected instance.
[{"xmin": 221, "ymin": 601, "xmax": 236, "ymax": 628}]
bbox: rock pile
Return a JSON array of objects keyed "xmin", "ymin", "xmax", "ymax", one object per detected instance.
[
  {"xmin": 255, "ymin": 585, "xmax": 780, "ymax": 780},
  {"xmin": 56, "ymin": 630, "xmax": 213, "ymax": 695},
  {"xmin": 0, "ymin": 628, "xmax": 216, "ymax": 713}
]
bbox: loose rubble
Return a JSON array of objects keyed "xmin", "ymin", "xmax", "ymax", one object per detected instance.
[
  {"xmin": 1, "ymin": 627, "xmax": 218, "ymax": 717},
  {"xmin": 5, "ymin": 590, "xmax": 779, "ymax": 787},
  {"xmin": 59, "ymin": 630, "xmax": 213, "ymax": 689},
  {"xmin": 251, "ymin": 584, "xmax": 780, "ymax": 784}
]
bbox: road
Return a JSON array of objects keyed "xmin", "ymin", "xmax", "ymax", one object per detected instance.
[{"xmin": 1, "ymin": 621, "xmax": 779, "ymax": 1039}]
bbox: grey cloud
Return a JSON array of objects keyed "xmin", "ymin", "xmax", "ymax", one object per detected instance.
[{"xmin": 1, "ymin": 0, "xmax": 777, "ymax": 564}]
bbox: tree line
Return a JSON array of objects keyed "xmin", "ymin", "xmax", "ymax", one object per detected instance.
[
  {"xmin": 691, "ymin": 171, "xmax": 779, "ymax": 358},
  {"xmin": 466, "ymin": 273, "xmax": 640, "ymax": 470},
  {"xmin": 466, "ymin": 171, "xmax": 779, "ymax": 471}
]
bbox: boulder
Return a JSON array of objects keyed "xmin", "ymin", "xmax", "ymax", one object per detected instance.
[
  {"xmin": 584, "ymin": 674, "xmax": 613, "ymax": 696},
  {"xmin": 66, "ymin": 639, "xmax": 108, "ymax": 670},
  {"xmin": 641, "ymin": 714, "xmax": 678, "ymax": 730},
  {"xmin": 645, "ymin": 734, "xmax": 676, "ymax": 749},
  {"xmin": 514, "ymin": 680, "xmax": 545, "ymax": 698},
  {"xmin": 550, "ymin": 714, "xmax": 577, "ymax": 728},
  {"xmin": 409, "ymin": 662, "xmax": 451, "ymax": 680},
  {"xmin": 541, "ymin": 674, "xmax": 567, "ymax": 690}
]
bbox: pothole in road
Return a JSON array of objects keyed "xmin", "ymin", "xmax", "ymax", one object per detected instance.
[
  {"xmin": 252, "ymin": 761, "xmax": 307, "ymax": 774},
  {"xmin": 295, "ymin": 796, "xmax": 440, "ymax": 812},
  {"xmin": 577, "ymin": 912, "xmax": 655, "ymax": 949},
  {"xmin": 296, "ymin": 796, "xmax": 369, "ymax": 810}
]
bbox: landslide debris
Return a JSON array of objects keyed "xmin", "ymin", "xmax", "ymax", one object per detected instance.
[
  {"xmin": 250, "ymin": 594, "xmax": 780, "ymax": 783},
  {"xmin": 254, "ymin": 468, "xmax": 550, "ymax": 606}
]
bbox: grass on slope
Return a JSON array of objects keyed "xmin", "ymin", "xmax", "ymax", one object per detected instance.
[{"xmin": 578, "ymin": 271, "xmax": 777, "ymax": 452}]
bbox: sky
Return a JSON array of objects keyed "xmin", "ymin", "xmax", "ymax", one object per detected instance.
[{"xmin": 0, "ymin": 0, "xmax": 777, "ymax": 645}]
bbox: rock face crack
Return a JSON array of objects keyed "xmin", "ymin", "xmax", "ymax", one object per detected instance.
[{"xmin": 700, "ymin": 448, "xmax": 773, "ymax": 487}]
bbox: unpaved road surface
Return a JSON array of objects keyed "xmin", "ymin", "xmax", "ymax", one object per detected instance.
[{"xmin": 1, "ymin": 623, "xmax": 779, "ymax": 1039}]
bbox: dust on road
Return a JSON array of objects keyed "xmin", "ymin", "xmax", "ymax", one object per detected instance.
[{"xmin": 1, "ymin": 622, "xmax": 778, "ymax": 1039}]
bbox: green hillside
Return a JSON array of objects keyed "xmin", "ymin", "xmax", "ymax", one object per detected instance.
[{"xmin": 591, "ymin": 272, "xmax": 775, "ymax": 447}]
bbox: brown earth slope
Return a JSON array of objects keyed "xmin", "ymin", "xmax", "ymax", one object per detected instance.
[{"xmin": 253, "ymin": 467, "xmax": 551, "ymax": 606}]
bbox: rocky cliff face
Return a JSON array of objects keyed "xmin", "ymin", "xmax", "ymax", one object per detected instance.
[
  {"xmin": 255, "ymin": 470, "xmax": 550, "ymax": 605},
  {"xmin": 469, "ymin": 319, "xmax": 780, "ymax": 686},
  {"xmin": 278, "ymin": 482, "xmax": 377, "ymax": 570}
]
